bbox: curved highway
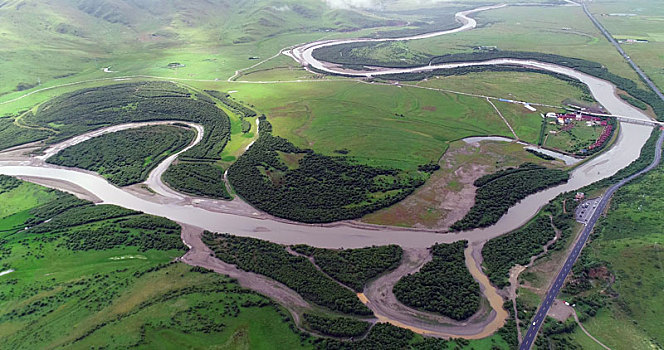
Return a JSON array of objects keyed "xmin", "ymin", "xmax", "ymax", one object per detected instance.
[{"xmin": 520, "ymin": 130, "xmax": 664, "ymax": 349}]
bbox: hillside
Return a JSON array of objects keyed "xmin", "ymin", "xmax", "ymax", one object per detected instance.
[{"xmin": 0, "ymin": 0, "xmax": 402, "ymax": 96}]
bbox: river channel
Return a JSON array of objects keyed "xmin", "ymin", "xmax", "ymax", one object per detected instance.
[{"xmin": 0, "ymin": 3, "xmax": 656, "ymax": 339}]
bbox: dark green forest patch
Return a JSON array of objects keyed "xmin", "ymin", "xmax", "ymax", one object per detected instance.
[
  {"xmin": 162, "ymin": 162, "xmax": 230, "ymax": 199},
  {"xmin": 18, "ymin": 81, "xmax": 231, "ymax": 160},
  {"xmin": 452, "ymin": 163, "xmax": 569, "ymax": 231},
  {"xmin": 482, "ymin": 215, "xmax": 560, "ymax": 288},
  {"xmin": 202, "ymin": 232, "xmax": 372, "ymax": 316},
  {"xmin": 47, "ymin": 125, "xmax": 194, "ymax": 186},
  {"xmin": 23, "ymin": 194, "xmax": 185, "ymax": 253},
  {"xmin": 291, "ymin": 245, "xmax": 402, "ymax": 292},
  {"xmin": 303, "ymin": 313, "xmax": 370, "ymax": 338},
  {"xmin": 227, "ymin": 119, "xmax": 429, "ymax": 223},
  {"xmin": 393, "ymin": 241, "xmax": 480, "ymax": 321},
  {"xmin": 0, "ymin": 116, "xmax": 54, "ymax": 151}
]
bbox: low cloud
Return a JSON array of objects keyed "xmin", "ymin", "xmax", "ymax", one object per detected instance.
[
  {"xmin": 323, "ymin": 0, "xmax": 455, "ymax": 10},
  {"xmin": 323, "ymin": 0, "xmax": 381, "ymax": 10}
]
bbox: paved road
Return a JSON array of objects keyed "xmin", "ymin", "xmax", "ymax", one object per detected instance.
[
  {"xmin": 519, "ymin": 130, "xmax": 664, "ymax": 349},
  {"xmin": 582, "ymin": 2, "xmax": 664, "ymax": 103}
]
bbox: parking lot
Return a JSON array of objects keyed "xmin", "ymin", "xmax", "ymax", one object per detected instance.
[{"xmin": 575, "ymin": 197, "xmax": 602, "ymax": 224}]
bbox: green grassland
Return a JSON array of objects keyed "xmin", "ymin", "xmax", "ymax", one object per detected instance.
[
  {"xmin": 0, "ymin": 177, "xmax": 308, "ymax": 349},
  {"xmin": 562, "ymin": 163, "xmax": 664, "ymax": 349},
  {"xmin": 587, "ymin": 0, "xmax": 664, "ymax": 91},
  {"xmin": 416, "ymin": 71, "xmax": 592, "ymax": 107},
  {"xmin": 0, "ymin": 177, "xmax": 59, "ymax": 218},
  {"xmin": 404, "ymin": 4, "xmax": 645, "ymax": 88},
  {"xmin": 0, "ymin": 0, "xmax": 464, "ymax": 100},
  {"xmin": 227, "ymin": 81, "xmax": 513, "ymax": 170},
  {"xmin": 0, "ymin": 178, "xmax": 520, "ymax": 348},
  {"xmin": 46, "ymin": 125, "xmax": 195, "ymax": 186}
]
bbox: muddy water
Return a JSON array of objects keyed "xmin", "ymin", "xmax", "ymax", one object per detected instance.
[
  {"xmin": 0, "ymin": 78, "xmax": 653, "ymax": 249},
  {"xmin": 299, "ymin": 56, "xmax": 655, "ymax": 241},
  {"xmin": 0, "ymin": 3, "xmax": 656, "ymax": 340},
  {"xmin": 2, "ymin": 57, "xmax": 653, "ymax": 249}
]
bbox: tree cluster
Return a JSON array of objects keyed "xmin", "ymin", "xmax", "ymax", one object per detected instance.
[
  {"xmin": 482, "ymin": 215, "xmax": 558, "ymax": 288},
  {"xmin": 205, "ymin": 90, "xmax": 257, "ymax": 118},
  {"xmin": 162, "ymin": 162, "xmax": 230, "ymax": 199},
  {"xmin": 393, "ymin": 241, "xmax": 480, "ymax": 321},
  {"xmin": 452, "ymin": 163, "xmax": 569, "ymax": 231},
  {"xmin": 24, "ymin": 200, "xmax": 186, "ymax": 252},
  {"xmin": 202, "ymin": 232, "xmax": 372, "ymax": 316},
  {"xmin": 526, "ymin": 149, "xmax": 555, "ymax": 161},
  {"xmin": 47, "ymin": 125, "xmax": 194, "ymax": 186},
  {"xmin": 227, "ymin": 129, "xmax": 426, "ymax": 223},
  {"xmin": 0, "ymin": 175, "xmax": 22, "ymax": 194},
  {"xmin": 316, "ymin": 323, "xmax": 450, "ymax": 350},
  {"xmin": 291, "ymin": 244, "xmax": 403, "ymax": 292},
  {"xmin": 0, "ymin": 116, "xmax": 53, "ymax": 151},
  {"xmin": 303, "ymin": 313, "xmax": 370, "ymax": 338}
]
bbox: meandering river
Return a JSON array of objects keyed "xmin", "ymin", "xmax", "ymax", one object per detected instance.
[{"xmin": 0, "ymin": 3, "xmax": 656, "ymax": 339}]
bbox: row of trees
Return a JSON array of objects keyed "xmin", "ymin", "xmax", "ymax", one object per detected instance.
[
  {"xmin": 619, "ymin": 94, "xmax": 648, "ymax": 110},
  {"xmin": 205, "ymin": 90, "xmax": 257, "ymax": 118},
  {"xmin": 452, "ymin": 163, "xmax": 569, "ymax": 231},
  {"xmin": 202, "ymin": 232, "xmax": 372, "ymax": 316},
  {"xmin": 381, "ymin": 50, "xmax": 663, "ymax": 119},
  {"xmin": 227, "ymin": 126, "xmax": 426, "ymax": 223},
  {"xmin": 316, "ymin": 323, "xmax": 450, "ymax": 350},
  {"xmin": 526, "ymin": 149, "xmax": 555, "ymax": 161},
  {"xmin": 291, "ymin": 245, "xmax": 402, "ymax": 292},
  {"xmin": 25, "ymin": 194, "xmax": 88, "ymax": 226},
  {"xmin": 47, "ymin": 125, "xmax": 194, "ymax": 186},
  {"xmin": 393, "ymin": 241, "xmax": 481, "ymax": 321},
  {"xmin": 28, "ymin": 204, "xmax": 135, "ymax": 234},
  {"xmin": 303, "ymin": 314, "xmax": 370, "ymax": 338}
]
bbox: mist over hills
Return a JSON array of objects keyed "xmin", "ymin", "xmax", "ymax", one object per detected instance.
[{"xmin": 0, "ymin": 0, "xmax": 405, "ymax": 94}]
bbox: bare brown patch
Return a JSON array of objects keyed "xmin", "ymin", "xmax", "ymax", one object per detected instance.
[
  {"xmin": 362, "ymin": 140, "xmax": 560, "ymax": 230},
  {"xmin": 422, "ymin": 106, "xmax": 437, "ymax": 112}
]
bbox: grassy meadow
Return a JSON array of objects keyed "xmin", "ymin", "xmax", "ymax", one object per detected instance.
[
  {"xmin": 0, "ymin": 175, "xmax": 522, "ymax": 349},
  {"xmin": 563, "ymin": 164, "xmax": 664, "ymax": 349},
  {"xmin": 225, "ymin": 80, "xmax": 514, "ymax": 170},
  {"xmin": 587, "ymin": 0, "xmax": 664, "ymax": 91},
  {"xmin": 0, "ymin": 177, "xmax": 309, "ymax": 349}
]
